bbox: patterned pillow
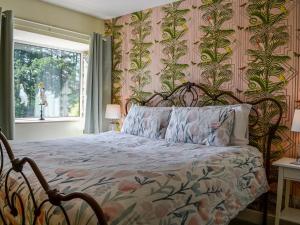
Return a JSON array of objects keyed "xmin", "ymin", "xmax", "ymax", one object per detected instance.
[
  {"xmin": 165, "ymin": 106, "xmax": 235, "ymax": 146},
  {"xmin": 121, "ymin": 105, "xmax": 172, "ymax": 139},
  {"xmin": 229, "ymin": 104, "xmax": 251, "ymax": 145},
  {"xmin": 200, "ymin": 104, "xmax": 252, "ymax": 145}
]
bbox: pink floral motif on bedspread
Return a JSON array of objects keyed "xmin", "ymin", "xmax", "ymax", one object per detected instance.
[{"xmin": 0, "ymin": 132, "xmax": 268, "ymax": 225}]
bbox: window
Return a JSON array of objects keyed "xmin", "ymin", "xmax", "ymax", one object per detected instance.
[{"xmin": 14, "ymin": 31, "xmax": 88, "ymax": 119}]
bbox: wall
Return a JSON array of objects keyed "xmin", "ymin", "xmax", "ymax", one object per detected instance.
[
  {"xmin": 0, "ymin": 0, "xmax": 104, "ymax": 35},
  {"xmin": 0, "ymin": 0, "xmax": 105, "ymax": 140},
  {"xmin": 15, "ymin": 120, "xmax": 83, "ymax": 141},
  {"xmin": 107, "ymin": 0, "xmax": 300, "ymax": 158},
  {"xmin": 106, "ymin": 0, "xmax": 300, "ymax": 210}
]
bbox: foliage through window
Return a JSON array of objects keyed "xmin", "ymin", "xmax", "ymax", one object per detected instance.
[{"xmin": 14, "ymin": 42, "xmax": 82, "ymax": 118}]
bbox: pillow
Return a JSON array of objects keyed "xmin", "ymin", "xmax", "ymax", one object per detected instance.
[
  {"xmin": 121, "ymin": 105, "xmax": 172, "ymax": 139},
  {"xmin": 203, "ymin": 104, "xmax": 252, "ymax": 145},
  {"xmin": 165, "ymin": 106, "xmax": 235, "ymax": 146},
  {"xmin": 229, "ymin": 104, "xmax": 252, "ymax": 145}
]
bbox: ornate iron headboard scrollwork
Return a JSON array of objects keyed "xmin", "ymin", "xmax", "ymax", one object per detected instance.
[
  {"xmin": 0, "ymin": 130, "xmax": 107, "ymax": 225},
  {"xmin": 126, "ymin": 82, "xmax": 283, "ymax": 174}
]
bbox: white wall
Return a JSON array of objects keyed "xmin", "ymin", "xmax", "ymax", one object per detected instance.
[
  {"xmin": 15, "ymin": 121, "xmax": 83, "ymax": 141},
  {"xmin": 0, "ymin": 0, "xmax": 105, "ymax": 35}
]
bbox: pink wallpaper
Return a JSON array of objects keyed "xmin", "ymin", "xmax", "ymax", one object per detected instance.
[{"xmin": 107, "ymin": 0, "xmax": 300, "ymax": 162}]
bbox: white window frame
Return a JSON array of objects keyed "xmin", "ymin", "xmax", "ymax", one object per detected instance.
[{"xmin": 14, "ymin": 37, "xmax": 87, "ymax": 123}]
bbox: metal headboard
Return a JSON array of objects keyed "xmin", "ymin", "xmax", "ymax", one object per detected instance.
[{"xmin": 126, "ymin": 82, "xmax": 283, "ymax": 178}]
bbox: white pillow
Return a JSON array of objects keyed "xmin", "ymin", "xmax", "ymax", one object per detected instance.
[{"xmin": 121, "ymin": 105, "xmax": 172, "ymax": 139}]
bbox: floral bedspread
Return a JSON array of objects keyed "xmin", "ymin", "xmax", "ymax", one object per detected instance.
[{"xmin": 0, "ymin": 131, "xmax": 268, "ymax": 225}]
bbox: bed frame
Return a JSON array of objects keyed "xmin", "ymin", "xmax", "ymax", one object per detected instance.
[{"xmin": 0, "ymin": 82, "xmax": 282, "ymax": 225}]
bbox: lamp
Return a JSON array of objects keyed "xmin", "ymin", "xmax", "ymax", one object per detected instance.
[
  {"xmin": 105, "ymin": 104, "xmax": 121, "ymax": 131},
  {"xmin": 291, "ymin": 109, "xmax": 300, "ymax": 164}
]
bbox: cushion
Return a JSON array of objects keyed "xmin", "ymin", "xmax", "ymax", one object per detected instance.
[
  {"xmin": 121, "ymin": 105, "xmax": 172, "ymax": 139},
  {"xmin": 165, "ymin": 106, "xmax": 235, "ymax": 146},
  {"xmin": 203, "ymin": 104, "xmax": 252, "ymax": 145},
  {"xmin": 229, "ymin": 104, "xmax": 252, "ymax": 145}
]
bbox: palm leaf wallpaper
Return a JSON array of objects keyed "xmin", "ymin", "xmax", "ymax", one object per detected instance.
[
  {"xmin": 160, "ymin": 0, "xmax": 189, "ymax": 93},
  {"xmin": 199, "ymin": 0, "xmax": 234, "ymax": 90},
  {"xmin": 129, "ymin": 10, "xmax": 153, "ymax": 101},
  {"xmin": 245, "ymin": 0, "xmax": 293, "ymax": 182},
  {"xmin": 105, "ymin": 0, "xmax": 300, "ymax": 207},
  {"xmin": 105, "ymin": 18, "xmax": 123, "ymax": 104}
]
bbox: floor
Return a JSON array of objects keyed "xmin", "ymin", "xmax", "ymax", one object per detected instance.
[
  {"xmin": 230, "ymin": 219, "xmax": 254, "ymax": 225},
  {"xmin": 229, "ymin": 218, "xmax": 297, "ymax": 225}
]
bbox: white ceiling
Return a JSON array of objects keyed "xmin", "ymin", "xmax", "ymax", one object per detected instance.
[{"xmin": 41, "ymin": 0, "xmax": 178, "ymax": 19}]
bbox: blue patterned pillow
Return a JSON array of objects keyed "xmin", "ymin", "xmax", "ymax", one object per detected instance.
[
  {"xmin": 165, "ymin": 106, "xmax": 235, "ymax": 146},
  {"xmin": 121, "ymin": 105, "xmax": 172, "ymax": 139}
]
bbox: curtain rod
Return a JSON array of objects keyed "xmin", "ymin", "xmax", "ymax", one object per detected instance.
[{"xmin": 14, "ymin": 17, "xmax": 90, "ymax": 39}]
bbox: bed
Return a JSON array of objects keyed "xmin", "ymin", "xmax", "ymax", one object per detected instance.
[{"xmin": 0, "ymin": 82, "xmax": 282, "ymax": 225}]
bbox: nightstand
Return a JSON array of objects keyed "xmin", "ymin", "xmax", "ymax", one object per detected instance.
[{"xmin": 273, "ymin": 157, "xmax": 300, "ymax": 225}]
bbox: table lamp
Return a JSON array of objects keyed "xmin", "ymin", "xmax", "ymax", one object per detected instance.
[
  {"xmin": 105, "ymin": 104, "xmax": 121, "ymax": 131},
  {"xmin": 291, "ymin": 109, "xmax": 300, "ymax": 164}
]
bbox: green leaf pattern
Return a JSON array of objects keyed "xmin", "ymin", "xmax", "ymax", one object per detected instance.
[
  {"xmin": 129, "ymin": 10, "xmax": 153, "ymax": 101},
  {"xmin": 105, "ymin": 18, "xmax": 124, "ymax": 105},
  {"xmin": 245, "ymin": 0, "xmax": 290, "ymax": 163},
  {"xmin": 160, "ymin": 1, "xmax": 190, "ymax": 93},
  {"xmin": 199, "ymin": 0, "xmax": 234, "ymax": 90}
]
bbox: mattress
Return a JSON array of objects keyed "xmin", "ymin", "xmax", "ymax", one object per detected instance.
[{"xmin": 0, "ymin": 131, "xmax": 268, "ymax": 225}]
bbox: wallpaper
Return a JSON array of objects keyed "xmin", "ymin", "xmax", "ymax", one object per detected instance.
[{"xmin": 105, "ymin": 0, "xmax": 300, "ymax": 202}]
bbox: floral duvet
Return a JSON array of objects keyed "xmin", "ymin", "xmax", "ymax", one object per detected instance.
[{"xmin": 1, "ymin": 131, "xmax": 268, "ymax": 225}]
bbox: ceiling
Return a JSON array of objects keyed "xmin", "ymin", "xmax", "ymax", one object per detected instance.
[{"xmin": 41, "ymin": 0, "xmax": 178, "ymax": 19}]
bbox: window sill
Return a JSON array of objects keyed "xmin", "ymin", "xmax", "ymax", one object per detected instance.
[{"xmin": 15, "ymin": 117, "xmax": 82, "ymax": 124}]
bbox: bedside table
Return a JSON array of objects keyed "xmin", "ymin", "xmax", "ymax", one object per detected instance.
[{"xmin": 273, "ymin": 157, "xmax": 300, "ymax": 225}]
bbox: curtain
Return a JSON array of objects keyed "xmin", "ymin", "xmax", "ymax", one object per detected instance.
[
  {"xmin": 84, "ymin": 33, "xmax": 112, "ymax": 133},
  {"xmin": 0, "ymin": 8, "xmax": 14, "ymax": 140}
]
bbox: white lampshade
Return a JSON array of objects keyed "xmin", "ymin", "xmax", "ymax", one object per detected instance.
[
  {"xmin": 291, "ymin": 109, "xmax": 300, "ymax": 132},
  {"xmin": 105, "ymin": 104, "xmax": 121, "ymax": 120}
]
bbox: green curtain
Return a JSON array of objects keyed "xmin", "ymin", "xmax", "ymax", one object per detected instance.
[
  {"xmin": 84, "ymin": 33, "xmax": 112, "ymax": 133},
  {"xmin": 0, "ymin": 8, "xmax": 14, "ymax": 140}
]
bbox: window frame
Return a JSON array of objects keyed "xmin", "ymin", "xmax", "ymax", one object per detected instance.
[{"xmin": 13, "ymin": 39, "xmax": 86, "ymax": 122}]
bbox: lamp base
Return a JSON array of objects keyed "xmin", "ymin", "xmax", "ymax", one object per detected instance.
[
  {"xmin": 109, "ymin": 121, "xmax": 118, "ymax": 131},
  {"xmin": 39, "ymin": 104, "xmax": 45, "ymax": 120},
  {"xmin": 291, "ymin": 144, "xmax": 300, "ymax": 165}
]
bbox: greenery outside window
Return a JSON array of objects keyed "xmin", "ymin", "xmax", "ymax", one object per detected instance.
[{"xmin": 14, "ymin": 42, "xmax": 85, "ymax": 119}]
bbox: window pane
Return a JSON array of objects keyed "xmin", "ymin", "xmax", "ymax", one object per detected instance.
[{"xmin": 14, "ymin": 42, "xmax": 81, "ymax": 118}]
